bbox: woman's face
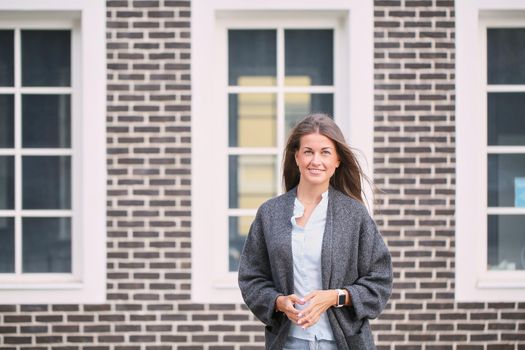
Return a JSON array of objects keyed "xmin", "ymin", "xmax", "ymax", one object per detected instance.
[{"xmin": 295, "ymin": 133, "xmax": 340, "ymax": 189}]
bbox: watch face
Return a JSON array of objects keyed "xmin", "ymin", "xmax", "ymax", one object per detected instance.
[{"xmin": 338, "ymin": 293, "xmax": 345, "ymax": 306}]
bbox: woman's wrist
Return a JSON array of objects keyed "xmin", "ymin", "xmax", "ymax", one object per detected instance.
[
  {"xmin": 332, "ymin": 289, "xmax": 340, "ymax": 306},
  {"xmin": 275, "ymin": 295, "xmax": 284, "ymax": 312}
]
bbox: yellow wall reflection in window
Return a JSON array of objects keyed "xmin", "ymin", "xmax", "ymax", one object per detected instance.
[
  {"xmin": 237, "ymin": 93, "xmax": 276, "ymax": 147},
  {"xmin": 237, "ymin": 155, "xmax": 276, "ymax": 209}
]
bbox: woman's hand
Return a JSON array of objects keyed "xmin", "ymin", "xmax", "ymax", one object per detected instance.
[
  {"xmin": 275, "ymin": 294, "xmax": 305, "ymax": 324},
  {"xmin": 296, "ymin": 290, "xmax": 339, "ymax": 329}
]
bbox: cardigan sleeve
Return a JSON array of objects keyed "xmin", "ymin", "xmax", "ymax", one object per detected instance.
[
  {"xmin": 238, "ymin": 205, "xmax": 283, "ymax": 328},
  {"xmin": 345, "ymin": 213, "xmax": 393, "ymax": 321}
]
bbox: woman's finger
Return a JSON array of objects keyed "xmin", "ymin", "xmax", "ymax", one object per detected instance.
[{"xmin": 289, "ymin": 294, "xmax": 305, "ymax": 305}]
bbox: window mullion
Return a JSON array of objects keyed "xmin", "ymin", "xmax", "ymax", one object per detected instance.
[
  {"xmin": 276, "ymin": 27, "xmax": 285, "ymax": 195},
  {"xmin": 14, "ymin": 28, "xmax": 22, "ymax": 276}
]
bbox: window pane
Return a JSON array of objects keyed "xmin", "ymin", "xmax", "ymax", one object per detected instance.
[
  {"xmin": 229, "ymin": 30, "xmax": 276, "ymax": 86},
  {"xmin": 22, "ymin": 217, "xmax": 71, "ymax": 273},
  {"xmin": 229, "ymin": 93, "xmax": 277, "ymax": 147},
  {"xmin": 229, "ymin": 155, "xmax": 276, "ymax": 209},
  {"xmin": 0, "ymin": 94, "xmax": 14, "ymax": 148},
  {"xmin": 0, "ymin": 217, "xmax": 14, "ymax": 273},
  {"xmin": 285, "ymin": 30, "xmax": 333, "ymax": 86},
  {"xmin": 285, "ymin": 93, "xmax": 334, "ymax": 137},
  {"xmin": 0, "ymin": 30, "xmax": 14, "ymax": 86},
  {"xmin": 229, "ymin": 215, "xmax": 254, "ymax": 272},
  {"xmin": 487, "ymin": 28, "xmax": 525, "ymax": 84},
  {"xmin": 22, "ymin": 95, "xmax": 71, "ymax": 148},
  {"xmin": 488, "ymin": 154, "xmax": 525, "ymax": 207},
  {"xmin": 488, "ymin": 215, "xmax": 525, "ymax": 270},
  {"xmin": 0, "ymin": 156, "xmax": 14, "ymax": 210},
  {"xmin": 22, "ymin": 30, "xmax": 71, "ymax": 87},
  {"xmin": 488, "ymin": 93, "xmax": 525, "ymax": 146},
  {"xmin": 23, "ymin": 156, "xmax": 71, "ymax": 209}
]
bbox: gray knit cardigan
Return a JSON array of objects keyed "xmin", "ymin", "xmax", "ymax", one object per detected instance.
[{"xmin": 238, "ymin": 186, "xmax": 393, "ymax": 350}]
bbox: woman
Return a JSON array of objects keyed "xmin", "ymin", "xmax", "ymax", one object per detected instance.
[{"xmin": 238, "ymin": 114, "xmax": 393, "ymax": 350}]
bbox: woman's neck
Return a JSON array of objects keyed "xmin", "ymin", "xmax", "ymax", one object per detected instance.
[{"xmin": 296, "ymin": 182, "xmax": 329, "ymax": 205}]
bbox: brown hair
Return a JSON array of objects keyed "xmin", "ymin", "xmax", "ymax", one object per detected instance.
[{"xmin": 282, "ymin": 113, "xmax": 370, "ymax": 204}]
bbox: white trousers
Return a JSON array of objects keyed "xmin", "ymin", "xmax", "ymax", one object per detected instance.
[{"xmin": 282, "ymin": 336, "xmax": 338, "ymax": 350}]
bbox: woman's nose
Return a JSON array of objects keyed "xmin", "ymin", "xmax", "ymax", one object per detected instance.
[{"xmin": 311, "ymin": 152, "xmax": 321, "ymax": 164}]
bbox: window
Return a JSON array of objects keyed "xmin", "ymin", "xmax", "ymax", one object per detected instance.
[
  {"xmin": 456, "ymin": 1, "xmax": 525, "ymax": 301},
  {"xmin": 485, "ymin": 27, "xmax": 525, "ymax": 273},
  {"xmin": 192, "ymin": 1, "xmax": 373, "ymax": 303},
  {"xmin": 227, "ymin": 27, "xmax": 335, "ymax": 272},
  {"xmin": 0, "ymin": 1, "xmax": 105, "ymax": 304},
  {"xmin": 1, "ymin": 28, "xmax": 73, "ymax": 275}
]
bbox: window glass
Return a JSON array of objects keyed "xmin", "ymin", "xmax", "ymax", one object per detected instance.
[
  {"xmin": 22, "ymin": 156, "xmax": 71, "ymax": 210},
  {"xmin": 285, "ymin": 29, "xmax": 333, "ymax": 86},
  {"xmin": 229, "ymin": 30, "xmax": 276, "ymax": 86},
  {"xmin": 285, "ymin": 93, "xmax": 333, "ymax": 136},
  {"xmin": 488, "ymin": 154, "xmax": 525, "ymax": 207},
  {"xmin": 0, "ymin": 30, "xmax": 14, "ymax": 87},
  {"xmin": 488, "ymin": 215, "xmax": 525, "ymax": 271},
  {"xmin": 22, "ymin": 217, "xmax": 71, "ymax": 273},
  {"xmin": 228, "ymin": 155, "xmax": 277, "ymax": 209},
  {"xmin": 487, "ymin": 93, "xmax": 525, "ymax": 146},
  {"xmin": 0, "ymin": 217, "xmax": 14, "ymax": 273},
  {"xmin": 0, "ymin": 156, "xmax": 14, "ymax": 210},
  {"xmin": 22, "ymin": 95, "xmax": 71, "ymax": 148},
  {"xmin": 22, "ymin": 30, "xmax": 71, "ymax": 87},
  {"xmin": 229, "ymin": 216, "xmax": 254, "ymax": 272},
  {"xmin": 229, "ymin": 93, "xmax": 277, "ymax": 147},
  {"xmin": 487, "ymin": 28, "xmax": 525, "ymax": 85},
  {"xmin": 0, "ymin": 95, "xmax": 14, "ymax": 148}
]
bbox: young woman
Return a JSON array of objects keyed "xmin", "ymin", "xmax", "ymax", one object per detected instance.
[{"xmin": 238, "ymin": 114, "xmax": 393, "ymax": 350}]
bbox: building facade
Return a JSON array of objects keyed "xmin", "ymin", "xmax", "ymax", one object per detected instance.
[{"xmin": 0, "ymin": 0, "xmax": 524, "ymax": 348}]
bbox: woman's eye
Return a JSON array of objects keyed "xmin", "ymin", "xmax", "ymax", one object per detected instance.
[
  {"xmin": 304, "ymin": 150, "xmax": 312, "ymax": 154},
  {"xmin": 322, "ymin": 151, "xmax": 331, "ymax": 155}
]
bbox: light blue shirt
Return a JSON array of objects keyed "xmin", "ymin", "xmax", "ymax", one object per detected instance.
[{"xmin": 289, "ymin": 191, "xmax": 335, "ymax": 341}]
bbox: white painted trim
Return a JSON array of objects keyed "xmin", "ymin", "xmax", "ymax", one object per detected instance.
[
  {"xmin": 478, "ymin": 0, "xmax": 525, "ymax": 10},
  {"xmin": 0, "ymin": 283, "xmax": 83, "ymax": 289},
  {"xmin": 478, "ymin": 280, "xmax": 525, "ymax": 289},
  {"xmin": 487, "ymin": 146, "xmax": 525, "ymax": 153},
  {"xmin": 226, "ymin": 86, "xmax": 336, "ymax": 93},
  {"xmin": 227, "ymin": 209, "xmax": 258, "ymax": 216},
  {"xmin": 487, "ymin": 208, "xmax": 525, "ymax": 214},
  {"xmin": 192, "ymin": 0, "xmax": 373, "ymax": 303},
  {"xmin": 14, "ymin": 27, "xmax": 22, "ymax": 277},
  {"xmin": 0, "ymin": 149, "xmax": 74, "ymax": 156},
  {"xmin": 456, "ymin": 0, "xmax": 525, "ymax": 301},
  {"xmin": 0, "ymin": 0, "xmax": 106, "ymax": 304},
  {"xmin": 0, "ymin": 87, "xmax": 73, "ymax": 93},
  {"xmin": 0, "ymin": 210, "xmax": 73, "ymax": 216},
  {"xmin": 487, "ymin": 85, "xmax": 525, "ymax": 92},
  {"xmin": 228, "ymin": 148, "xmax": 279, "ymax": 155}
]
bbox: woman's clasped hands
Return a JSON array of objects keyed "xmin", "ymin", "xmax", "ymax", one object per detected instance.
[{"xmin": 275, "ymin": 290, "xmax": 339, "ymax": 329}]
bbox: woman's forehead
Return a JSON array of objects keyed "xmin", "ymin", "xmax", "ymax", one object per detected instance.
[{"xmin": 299, "ymin": 133, "xmax": 336, "ymax": 147}]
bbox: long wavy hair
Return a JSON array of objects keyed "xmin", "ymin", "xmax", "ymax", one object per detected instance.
[{"xmin": 283, "ymin": 113, "xmax": 370, "ymax": 204}]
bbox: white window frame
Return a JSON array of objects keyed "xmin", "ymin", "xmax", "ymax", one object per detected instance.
[
  {"xmin": 192, "ymin": 0, "xmax": 373, "ymax": 303},
  {"xmin": 456, "ymin": 0, "xmax": 525, "ymax": 301},
  {"xmin": 0, "ymin": 0, "xmax": 106, "ymax": 304}
]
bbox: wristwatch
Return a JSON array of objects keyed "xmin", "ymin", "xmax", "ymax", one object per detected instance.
[{"xmin": 335, "ymin": 289, "xmax": 346, "ymax": 308}]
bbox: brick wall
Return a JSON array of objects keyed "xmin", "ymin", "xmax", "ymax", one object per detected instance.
[
  {"xmin": 0, "ymin": 0, "xmax": 524, "ymax": 349},
  {"xmin": 373, "ymin": 1, "xmax": 525, "ymax": 349}
]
